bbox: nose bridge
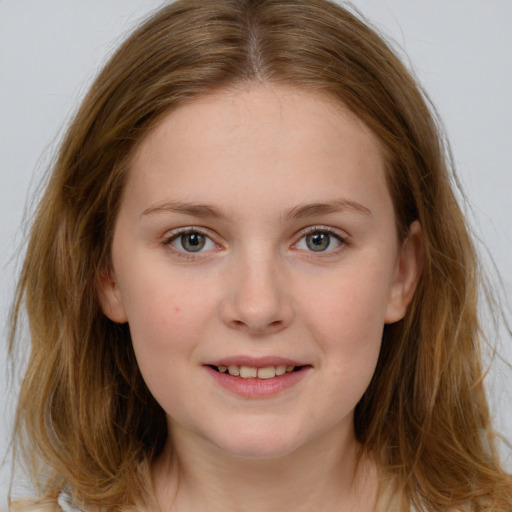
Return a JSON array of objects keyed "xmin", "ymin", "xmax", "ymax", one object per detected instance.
[{"xmin": 221, "ymin": 243, "xmax": 292, "ymax": 334}]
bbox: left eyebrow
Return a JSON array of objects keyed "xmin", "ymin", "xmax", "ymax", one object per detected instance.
[{"xmin": 283, "ymin": 199, "xmax": 372, "ymax": 219}]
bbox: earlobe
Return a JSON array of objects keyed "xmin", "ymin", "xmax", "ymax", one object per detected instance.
[
  {"xmin": 96, "ymin": 267, "xmax": 128, "ymax": 323},
  {"xmin": 384, "ymin": 220, "xmax": 424, "ymax": 324}
]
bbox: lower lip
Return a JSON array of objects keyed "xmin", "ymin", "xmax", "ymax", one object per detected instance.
[{"xmin": 205, "ymin": 366, "xmax": 311, "ymax": 398}]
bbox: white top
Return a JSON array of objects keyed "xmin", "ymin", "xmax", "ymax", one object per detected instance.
[{"xmin": 57, "ymin": 492, "xmax": 82, "ymax": 512}]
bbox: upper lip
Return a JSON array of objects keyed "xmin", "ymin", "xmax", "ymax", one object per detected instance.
[{"xmin": 205, "ymin": 356, "xmax": 309, "ymax": 368}]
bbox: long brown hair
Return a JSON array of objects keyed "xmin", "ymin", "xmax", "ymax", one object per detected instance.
[{"xmin": 9, "ymin": 0, "xmax": 512, "ymax": 510}]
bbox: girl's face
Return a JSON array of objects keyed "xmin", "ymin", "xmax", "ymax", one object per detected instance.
[{"xmin": 98, "ymin": 84, "xmax": 422, "ymax": 459}]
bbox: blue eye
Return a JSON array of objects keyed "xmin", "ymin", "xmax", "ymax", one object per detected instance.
[
  {"xmin": 168, "ymin": 230, "xmax": 216, "ymax": 253},
  {"xmin": 296, "ymin": 229, "xmax": 344, "ymax": 252}
]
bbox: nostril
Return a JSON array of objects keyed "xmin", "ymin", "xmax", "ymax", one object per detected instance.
[{"xmin": 231, "ymin": 319, "xmax": 283, "ymax": 330}]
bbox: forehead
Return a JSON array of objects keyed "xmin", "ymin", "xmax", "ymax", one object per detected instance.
[
  {"xmin": 134, "ymin": 84, "xmax": 382, "ymax": 163},
  {"xmin": 124, "ymin": 84, "xmax": 390, "ymax": 218}
]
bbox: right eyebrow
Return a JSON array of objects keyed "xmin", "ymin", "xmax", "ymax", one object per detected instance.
[{"xmin": 140, "ymin": 201, "xmax": 225, "ymax": 219}]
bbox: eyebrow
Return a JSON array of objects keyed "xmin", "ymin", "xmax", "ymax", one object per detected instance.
[
  {"xmin": 283, "ymin": 200, "xmax": 372, "ymax": 219},
  {"xmin": 141, "ymin": 201, "xmax": 224, "ymax": 219},
  {"xmin": 141, "ymin": 199, "xmax": 371, "ymax": 220}
]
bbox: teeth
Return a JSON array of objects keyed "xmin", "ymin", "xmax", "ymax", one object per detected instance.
[
  {"xmin": 275, "ymin": 365, "xmax": 287, "ymax": 376},
  {"xmin": 219, "ymin": 364, "xmax": 298, "ymax": 379},
  {"xmin": 257, "ymin": 366, "xmax": 276, "ymax": 379},
  {"xmin": 240, "ymin": 366, "xmax": 258, "ymax": 378},
  {"xmin": 228, "ymin": 365, "xmax": 240, "ymax": 376}
]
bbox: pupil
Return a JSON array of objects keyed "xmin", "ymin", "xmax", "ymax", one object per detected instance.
[
  {"xmin": 307, "ymin": 232, "xmax": 329, "ymax": 251},
  {"xmin": 182, "ymin": 233, "xmax": 205, "ymax": 252}
]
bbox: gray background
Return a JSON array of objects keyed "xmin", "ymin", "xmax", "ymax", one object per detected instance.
[{"xmin": 1, "ymin": 0, "xmax": 511, "ymax": 504}]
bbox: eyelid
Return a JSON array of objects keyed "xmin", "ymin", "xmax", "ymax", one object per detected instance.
[
  {"xmin": 163, "ymin": 225, "xmax": 208, "ymax": 242},
  {"xmin": 296, "ymin": 225, "xmax": 349, "ymax": 239}
]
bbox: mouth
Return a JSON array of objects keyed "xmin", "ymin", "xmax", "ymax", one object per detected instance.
[
  {"xmin": 204, "ymin": 360, "xmax": 311, "ymax": 397},
  {"xmin": 207, "ymin": 364, "xmax": 306, "ymax": 379}
]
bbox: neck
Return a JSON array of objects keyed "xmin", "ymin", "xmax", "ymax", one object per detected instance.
[{"xmin": 152, "ymin": 422, "xmax": 379, "ymax": 512}]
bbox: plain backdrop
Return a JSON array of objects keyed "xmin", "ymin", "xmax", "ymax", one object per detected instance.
[{"xmin": 1, "ymin": 0, "xmax": 511, "ymax": 504}]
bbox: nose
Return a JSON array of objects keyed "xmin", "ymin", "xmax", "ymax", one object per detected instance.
[{"xmin": 220, "ymin": 250, "xmax": 294, "ymax": 335}]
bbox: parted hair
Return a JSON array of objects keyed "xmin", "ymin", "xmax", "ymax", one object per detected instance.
[{"xmin": 9, "ymin": 0, "xmax": 512, "ymax": 511}]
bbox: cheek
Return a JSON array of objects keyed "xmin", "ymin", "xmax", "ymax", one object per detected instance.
[
  {"xmin": 119, "ymin": 272, "xmax": 217, "ymax": 379},
  {"xmin": 298, "ymin": 265, "xmax": 392, "ymax": 397},
  {"xmin": 120, "ymin": 280, "xmax": 216, "ymax": 415},
  {"xmin": 303, "ymin": 266, "xmax": 392, "ymax": 349}
]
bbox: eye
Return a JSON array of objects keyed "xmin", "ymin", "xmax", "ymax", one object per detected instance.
[
  {"xmin": 294, "ymin": 228, "xmax": 345, "ymax": 253},
  {"xmin": 166, "ymin": 229, "xmax": 217, "ymax": 253}
]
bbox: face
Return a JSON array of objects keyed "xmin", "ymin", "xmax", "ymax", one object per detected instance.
[{"xmin": 98, "ymin": 84, "xmax": 422, "ymax": 460}]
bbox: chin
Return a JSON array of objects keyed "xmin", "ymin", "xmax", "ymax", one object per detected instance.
[{"xmin": 206, "ymin": 422, "xmax": 308, "ymax": 460}]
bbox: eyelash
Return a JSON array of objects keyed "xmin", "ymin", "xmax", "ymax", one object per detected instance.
[{"xmin": 161, "ymin": 225, "xmax": 348, "ymax": 259}]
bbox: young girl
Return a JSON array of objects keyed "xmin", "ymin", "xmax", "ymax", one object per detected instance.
[{"xmin": 8, "ymin": 0, "xmax": 512, "ymax": 511}]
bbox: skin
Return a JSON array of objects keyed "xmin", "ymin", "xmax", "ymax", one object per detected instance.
[{"xmin": 98, "ymin": 84, "xmax": 423, "ymax": 512}]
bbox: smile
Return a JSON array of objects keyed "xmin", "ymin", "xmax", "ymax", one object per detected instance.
[
  {"xmin": 205, "ymin": 361, "xmax": 311, "ymax": 398},
  {"xmin": 210, "ymin": 364, "xmax": 299, "ymax": 379}
]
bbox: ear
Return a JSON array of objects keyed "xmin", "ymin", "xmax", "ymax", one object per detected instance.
[
  {"xmin": 384, "ymin": 220, "xmax": 424, "ymax": 324},
  {"xmin": 96, "ymin": 267, "xmax": 128, "ymax": 323}
]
